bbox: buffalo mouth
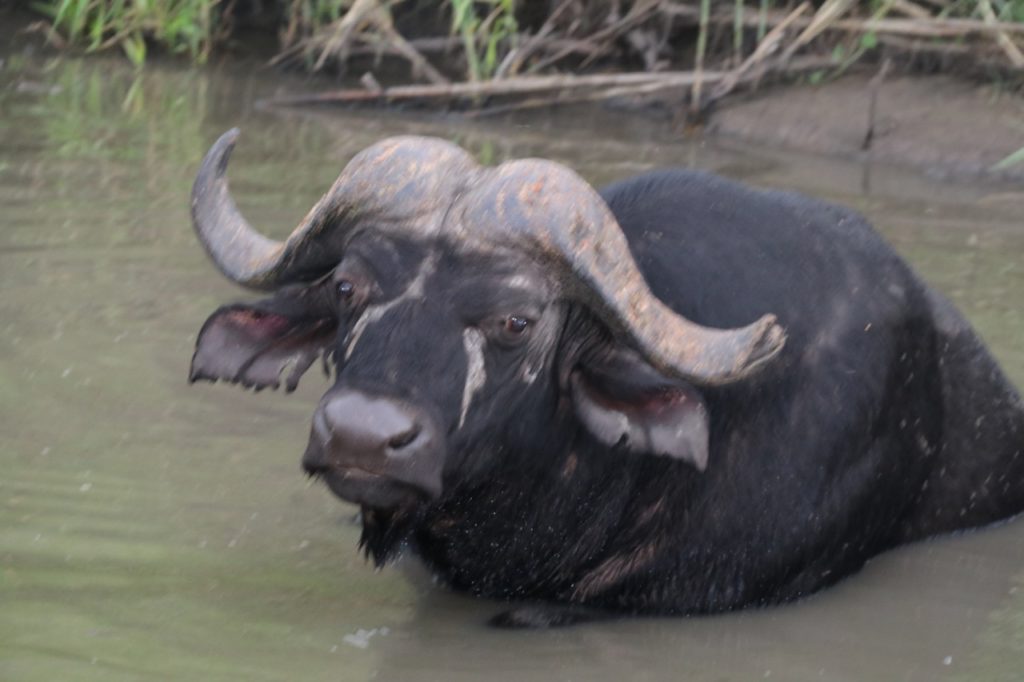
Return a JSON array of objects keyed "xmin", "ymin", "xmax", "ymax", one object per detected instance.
[
  {"xmin": 302, "ymin": 389, "xmax": 445, "ymax": 511},
  {"xmin": 313, "ymin": 466, "xmax": 433, "ymax": 511}
]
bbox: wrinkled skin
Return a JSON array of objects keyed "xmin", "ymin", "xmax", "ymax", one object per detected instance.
[{"xmin": 192, "ymin": 168, "xmax": 1024, "ymax": 628}]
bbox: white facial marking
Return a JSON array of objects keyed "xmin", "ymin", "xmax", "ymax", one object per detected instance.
[
  {"xmin": 344, "ymin": 254, "xmax": 436, "ymax": 361},
  {"xmin": 519, "ymin": 319, "xmax": 549, "ymax": 385},
  {"xmin": 344, "ymin": 302, "xmax": 391, "ymax": 361},
  {"xmin": 521, "ymin": 362, "xmax": 541, "ymax": 385},
  {"xmin": 503, "ymin": 274, "xmax": 534, "ymax": 291},
  {"xmin": 459, "ymin": 327, "xmax": 487, "ymax": 430}
]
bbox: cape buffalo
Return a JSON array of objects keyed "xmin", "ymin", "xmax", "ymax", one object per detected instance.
[{"xmin": 189, "ymin": 128, "xmax": 1024, "ymax": 627}]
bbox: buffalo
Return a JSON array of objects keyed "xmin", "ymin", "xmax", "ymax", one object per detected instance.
[{"xmin": 189, "ymin": 128, "xmax": 1024, "ymax": 627}]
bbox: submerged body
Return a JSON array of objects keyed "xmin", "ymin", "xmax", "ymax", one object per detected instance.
[
  {"xmin": 189, "ymin": 131, "xmax": 1024, "ymax": 626},
  {"xmin": 406, "ymin": 172, "xmax": 1024, "ymax": 620}
]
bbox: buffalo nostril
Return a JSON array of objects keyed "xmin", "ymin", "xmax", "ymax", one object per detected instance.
[{"xmin": 387, "ymin": 424, "xmax": 421, "ymax": 451}]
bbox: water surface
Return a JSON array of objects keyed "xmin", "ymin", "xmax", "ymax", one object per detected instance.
[{"xmin": 2, "ymin": 53, "xmax": 1024, "ymax": 682}]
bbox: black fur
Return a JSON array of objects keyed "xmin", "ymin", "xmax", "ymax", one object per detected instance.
[
  {"xmin": 194, "ymin": 169, "xmax": 1024, "ymax": 627},
  {"xmin": 409, "ymin": 172, "xmax": 1024, "ymax": 617}
]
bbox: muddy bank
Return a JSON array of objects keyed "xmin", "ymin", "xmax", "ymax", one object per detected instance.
[
  {"xmin": 257, "ymin": 68, "xmax": 1024, "ymax": 185},
  {"xmin": 709, "ymin": 74, "xmax": 1024, "ymax": 183}
]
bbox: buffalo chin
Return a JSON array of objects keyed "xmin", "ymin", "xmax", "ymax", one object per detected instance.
[{"xmin": 321, "ymin": 468, "xmax": 430, "ymax": 511}]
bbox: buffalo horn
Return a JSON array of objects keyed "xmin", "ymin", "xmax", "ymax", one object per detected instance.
[
  {"xmin": 191, "ymin": 128, "xmax": 344, "ymax": 289},
  {"xmin": 191, "ymin": 129, "xmax": 478, "ymax": 289},
  {"xmin": 468, "ymin": 160, "xmax": 786, "ymax": 385}
]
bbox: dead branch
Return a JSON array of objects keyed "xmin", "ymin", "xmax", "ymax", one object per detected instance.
[
  {"xmin": 712, "ymin": 7, "xmax": 1024, "ymax": 38},
  {"xmin": 464, "ymin": 55, "xmax": 837, "ymax": 119},
  {"xmin": 263, "ymin": 69, "xmax": 728, "ymax": 108},
  {"xmin": 876, "ymin": 34, "xmax": 973, "ymax": 56},
  {"xmin": 262, "ymin": 52, "xmax": 837, "ymax": 117}
]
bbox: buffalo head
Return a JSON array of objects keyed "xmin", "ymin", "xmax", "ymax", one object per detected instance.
[{"xmin": 189, "ymin": 129, "xmax": 785, "ymax": 519}]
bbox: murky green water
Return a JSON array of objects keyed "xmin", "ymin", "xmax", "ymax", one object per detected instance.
[{"xmin": 3, "ymin": 50, "xmax": 1024, "ymax": 682}]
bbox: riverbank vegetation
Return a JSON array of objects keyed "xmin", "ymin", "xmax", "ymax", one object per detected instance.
[{"xmin": 19, "ymin": 1, "xmax": 1024, "ymax": 117}]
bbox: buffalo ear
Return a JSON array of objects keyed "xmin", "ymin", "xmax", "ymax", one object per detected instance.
[
  {"xmin": 190, "ymin": 289, "xmax": 336, "ymax": 393},
  {"xmin": 570, "ymin": 347, "xmax": 710, "ymax": 470}
]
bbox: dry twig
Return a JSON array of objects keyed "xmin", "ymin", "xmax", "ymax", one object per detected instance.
[
  {"xmin": 264, "ymin": 70, "xmax": 712, "ymax": 107},
  {"xmin": 263, "ymin": 53, "xmax": 836, "ymax": 115},
  {"xmin": 272, "ymin": 0, "xmax": 448, "ymax": 84},
  {"xmin": 977, "ymin": 0, "xmax": 1024, "ymax": 68},
  {"xmin": 709, "ymin": 2, "xmax": 812, "ymax": 104}
]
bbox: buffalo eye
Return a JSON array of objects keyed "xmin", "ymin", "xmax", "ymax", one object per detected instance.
[
  {"xmin": 337, "ymin": 280, "xmax": 355, "ymax": 300},
  {"xmin": 486, "ymin": 313, "xmax": 537, "ymax": 347},
  {"xmin": 505, "ymin": 315, "xmax": 530, "ymax": 335}
]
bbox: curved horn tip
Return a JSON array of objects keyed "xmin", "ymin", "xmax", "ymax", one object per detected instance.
[
  {"xmin": 745, "ymin": 314, "xmax": 787, "ymax": 368},
  {"xmin": 192, "ymin": 128, "xmax": 241, "ymax": 211},
  {"xmin": 209, "ymin": 127, "xmax": 241, "ymax": 176}
]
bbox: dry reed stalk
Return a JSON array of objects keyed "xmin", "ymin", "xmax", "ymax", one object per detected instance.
[
  {"xmin": 891, "ymin": 0, "xmax": 933, "ymax": 21},
  {"xmin": 709, "ymin": 2, "xmax": 812, "ymax": 103},
  {"xmin": 691, "ymin": 0, "xmax": 712, "ymax": 116},
  {"xmin": 721, "ymin": 9, "xmax": 1024, "ymax": 38},
  {"xmin": 525, "ymin": 0, "xmax": 663, "ymax": 74},
  {"xmin": 862, "ymin": 58, "xmax": 892, "ymax": 150},
  {"xmin": 494, "ymin": 0, "xmax": 576, "ymax": 78},
  {"xmin": 977, "ymin": 0, "xmax": 1024, "ymax": 68},
  {"xmin": 271, "ymin": 0, "xmax": 448, "ymax": 84},
  {"xmin": 782, "ymin": 0, "xmax": 858, "ymax": 61}
]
